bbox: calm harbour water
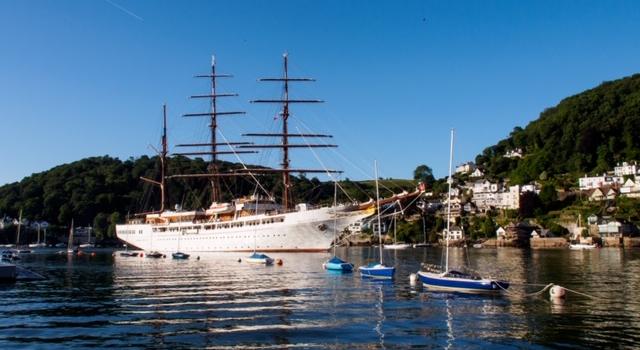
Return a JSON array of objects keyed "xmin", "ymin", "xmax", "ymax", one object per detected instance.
[{"xmin": 1, "ymin": 247, "xmax": 639, "ymax": 349}]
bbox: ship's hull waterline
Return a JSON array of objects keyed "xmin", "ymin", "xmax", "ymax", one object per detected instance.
[{"xmin": 116, "ymin": 206, "xmax": 373, "ymax": 253}]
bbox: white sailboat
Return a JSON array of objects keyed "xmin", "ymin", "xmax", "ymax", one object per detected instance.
[
  {"xmin": 569, "ymin": 214, "xmax": 597, "ymax": 250},
  {"xmin": 66, "ymin": 219, "xmax": 75, "ymax": 254},
  {"xmin": 413, "ymin": 216, "xmax": 429, "ymax": 248},
  {"xmin": 383, "ymin": 210, "xmax": 411, "ymax": 250},
  {"xmin": 28, "ymin": 221, "xmax": 47, "ymax": 248},
  {"xmin": 417, "ymin": 130, "xmax": 509, "ymax": 293},
  {"xmin": 79, "ymin": 226, "xmax": 94, "ymax": 248}
]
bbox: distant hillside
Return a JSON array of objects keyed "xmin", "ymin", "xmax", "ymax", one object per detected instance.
[
  {"xmin": 0, "ymin": 156, "xmax": 415, "ymax": 239},
  {"xmin": 476, "ymin": 74, "xmax": 640, "ymax": 184}
]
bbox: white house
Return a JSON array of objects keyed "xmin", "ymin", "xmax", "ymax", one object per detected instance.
[
  {"xmin": 521, "ymin": 183, "xmax": 540, "ymax": 194},
  {"xmin": 614, "ymin": 162, "xmax": 638, "ymax": 177},
  {"xmin": 579, "ymin": 174, "xmax": 623, "ymax": 190},
  {"xmin": 446, "ymin": 226, "xmax": 465, "ymax": 241},
  {"xmin": 455, "ymin": 162, "xmax": 476, "ymax": 174},
  {"xmin": 598, "ymin": 220, "xmax": 622, "ymax": 238},
  {"xmin": 531, "ymin": 229, "xmax": 551, "ymax": 238},
  {"xmin": 470, "ymin": 168, "xmax": 484, "ymax": 178},
  {"xmin": 620, "ymin": 178, "xmax": 640, "ymax": 198},
  {"xmin": 471, "ymin": 182, "xmax": 519, "ymax": 210},
  {"xmin": 504, "ymin": 148, "xmax": 523, "ymax": 158}
]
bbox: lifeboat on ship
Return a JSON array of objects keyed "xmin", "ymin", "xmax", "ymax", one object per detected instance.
[{"xmin": 205, "ymin": 202, "xmax": 235, "ymax": 215}]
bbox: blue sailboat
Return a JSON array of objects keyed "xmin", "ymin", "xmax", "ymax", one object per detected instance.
[
  {"xmin": 324, "ymin": 256, "xmax": 354, "ymax": 272},
  {"xmin": 324, "ymin": 181, "xmax": 354, "ymax": 272},
  {"xmin": 359, "ymin": 161, "xmax": 395, "ymax": 279},
  {"xmin": 417, "ymin": 129, "xmax": 508, "ymax": 293}
]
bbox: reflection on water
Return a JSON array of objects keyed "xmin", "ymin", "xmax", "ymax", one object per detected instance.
[{"xmin": 0, "ymin": 247, "xmax": 638, "ymax": 349}]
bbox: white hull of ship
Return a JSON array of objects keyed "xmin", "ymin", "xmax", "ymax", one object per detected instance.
[{"xmin": 116, "ymin": 206, "xmax": 372, "ymax": 253}]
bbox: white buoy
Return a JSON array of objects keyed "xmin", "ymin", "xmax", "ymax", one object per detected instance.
[
  {"xmin": 409, "ymin": 273, "xmax": 418, "ymax": 286},
  {"xmin": 549, "ymin": 285, "xmax": 566, "ymax": 301}
]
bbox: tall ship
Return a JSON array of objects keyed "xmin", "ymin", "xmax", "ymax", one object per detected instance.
[{"xmin": 116, "ymin": 54, "xmax": 421, "ymax": 252}]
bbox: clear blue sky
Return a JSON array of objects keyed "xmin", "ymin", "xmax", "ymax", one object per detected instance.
[{"xmin": 1, "ymin": 0, "xmax": 639, "ymax": 185}]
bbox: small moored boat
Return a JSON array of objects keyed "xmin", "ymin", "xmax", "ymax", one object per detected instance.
[
  {"xmin": 246, "ymin": 252, "xmax": 274, "ymax": 265},
  {"xmin": 359, "ymin": 262, "xmax": 395, "ymax": 279},
  {"xmin": 0, "ymin": 261, "xmax": 17, "ymax": 281},
  {"xmin": 359, "ymin": 161, "xmax": 395, "ymax": 280},
  {"xmin": 324, "ymin": 256, "xmax": 354, "ymax": 272},
  {"xmin": 569, "ymin": 243, "xmax": 597, "ymax": 250},
  {"xmin": 172, "ymin": 252, "xmax": 190, "ymax": 260},
  {"xmin": 418, "ymin": 268, "xmax": 509, "ymax": 293},
  {"xmin": 120, "ymin": 251, "xmax": 139, "ymax": 257},
  {"xmin": 323, "ymin": 182, "xmax": 354, "ymax": 272},
  {"xmin": 417, "ymin": 130, "xmax": 509, "ymax": 294},
  {"xmin": 146, "ymin": 251, "xmax": 163, "ymax": 258}
]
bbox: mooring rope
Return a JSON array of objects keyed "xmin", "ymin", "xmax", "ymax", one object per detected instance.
[{"xmin": 495, "ymin": 282, "xmax": 598, "ymax": 299}]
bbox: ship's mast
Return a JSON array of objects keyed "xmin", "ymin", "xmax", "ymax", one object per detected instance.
[
  {"xmin": 242, "ymin": 53, "xmax": 340, "ymax": 209},
  {"xmin": 175, "ymin": 55, "xmax": 255, "ymax": 203},
  {"xmin": 160, "ymin": 104, "xmax": 168, "ymax": 211},
  {"xmin": 140, "ymin": 104, "xmax": 169, "ymax": 212}
]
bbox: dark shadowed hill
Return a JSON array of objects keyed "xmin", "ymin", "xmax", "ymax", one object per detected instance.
[{"xmin": 476, "ymin": 74, "xmax": 640, "ymax": 184}]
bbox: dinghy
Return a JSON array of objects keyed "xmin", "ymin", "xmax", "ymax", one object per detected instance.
[
  {"xmin": 246, "ymin": 252, "xmax": 274, "ymax": 265},
  {"xmin": 323, "ymin": 182, "xmax": 354, "ymax": 272},
  {"xmin": 172, "ymin": 252, "xmax": 190, "ymax": 259},
  {"xmin": 324, "ymin": 256, "xmax": 354, "ymax": 272}
]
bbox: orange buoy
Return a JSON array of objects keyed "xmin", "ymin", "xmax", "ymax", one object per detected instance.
[
  {"xmin": 140, "ymin": 252, "xmax": 144, "ymax": 257},
  {"xmin": 276, "ymin": 258, "xmax": 283, "ymax": 266}
]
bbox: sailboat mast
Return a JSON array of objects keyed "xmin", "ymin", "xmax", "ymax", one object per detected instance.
[
  {"xmin": 375, "ymin": 160, "xmax": 383, "ymax": 265},
  {"xmin": 68, "ymin": 219, "xmax": 74, "ymax": 251},
  {"xmin": 393, "ymin": 209, "xmax": 397, "ymax": 244},
  {"xmin": 333, "ymin": 180, "xmax": 338, "ymax": 255},
  {"xmin": 445, "ymin": 129, "xmax": 455, "ymax": 272},
  {"xmin": 15, "ymin": 209, "xmax": 22, "ymax": 247},
  {"xmin": 160, "ymin": 104, "xmax": 168, "ymax": 212}
]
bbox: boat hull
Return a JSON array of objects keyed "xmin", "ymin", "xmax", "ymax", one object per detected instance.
[
  {"xmin": 569, "ymin": 244, "xmax": 596, "ymax": 250},
  {"xmin": 324, "ymin": 257, "xmax": 354, "ymax": 272},
  {"xmin": 116, "ymin": 206, "xmax": 372, "ymax": 253},
  {"xmin": 417, "ymin": 271, "xmax": 509, "ymax": 293},
  {"xmin": 359, "ymin": 264, "xmax": 395, "ymax": 279},
  {"xmin": 0, "ymin": 262, "xmax": 16, "ymax": 281},
  {"xmin": 383, "ymin": 244, "xmax": 411, "ymax": 250}
]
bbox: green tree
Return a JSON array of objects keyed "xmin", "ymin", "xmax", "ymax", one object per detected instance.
[{"xmin": 413, "ymin": 164, "xmax": 435, "ymax": 186}]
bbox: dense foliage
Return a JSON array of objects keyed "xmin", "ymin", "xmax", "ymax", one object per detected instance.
[
  {"xmin": 0, "ymin": 156, "xmax": 416, "ymax": 240},
  {"xmin": 476, "ymin": 74, "xmax": 640, "ymax": 184}
]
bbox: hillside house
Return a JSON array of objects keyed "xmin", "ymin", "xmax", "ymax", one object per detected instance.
[
  {"xmin": 455, "ymin": 162, "xmax": 476, "ymax": 174},
  {"xmin": 588, "ymin": 187, "xmax": 618, "ymax": 201},
  {"xmin": 446, "ymin": 225, "xmax": 465, "ymax": 241},
  {"xmin": 620, "ymin": 178, "xmax": 640, "ymax": 198},
  {"xmin": 470, "ymin": 168, "xmax": 484, "ymax": 178},
  {"xmin": 504, "ymin": 148, "xmax": 523, "ymax": 158},
  {"xmin": 579, "ymin": 174, "xmax": 623, "ymax": 190},
  {"xmin": 614, "ymin": 162, "xmax": 639, "ymax": 177}
]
